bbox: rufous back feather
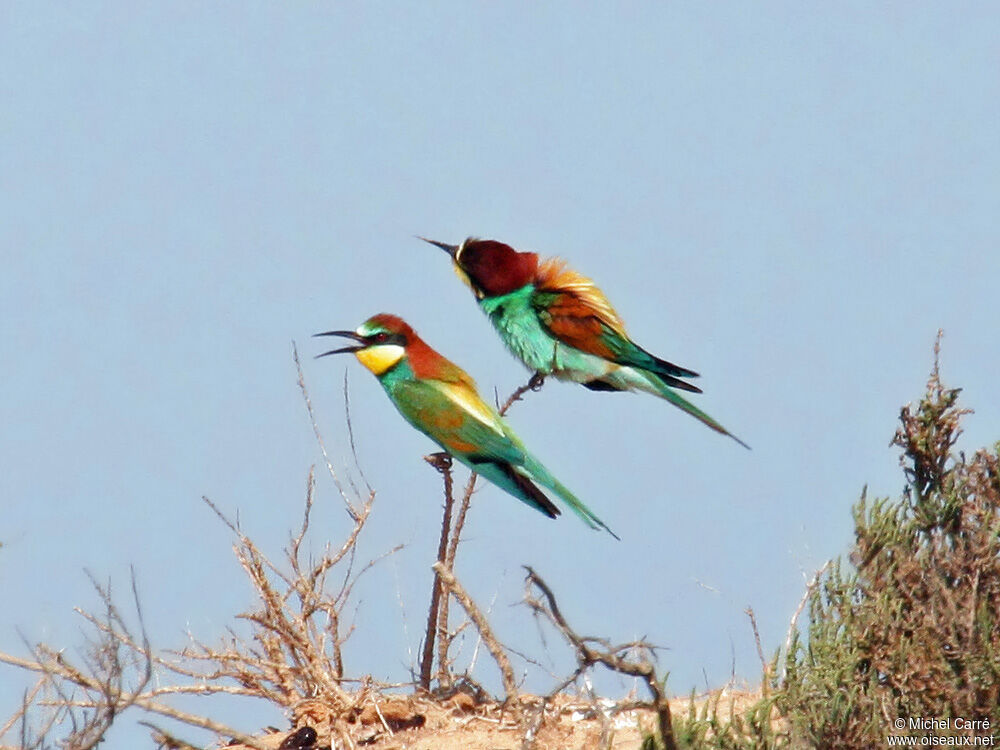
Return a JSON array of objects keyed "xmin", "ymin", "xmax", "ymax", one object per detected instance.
[{"xmin": 535, "ymin": 258, "xmax": 628, "ymax": 336}]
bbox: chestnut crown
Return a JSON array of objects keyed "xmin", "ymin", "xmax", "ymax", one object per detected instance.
[{"xmin": 424, "ymin": 237, "xmax": 539, "ymax": 298}]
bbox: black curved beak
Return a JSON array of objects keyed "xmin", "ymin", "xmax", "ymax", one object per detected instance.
[
  {"xmin": 417, "ymin": 236, "xmax": 459, "ymax": 257},
  {"xmin": 313, "ymin": 330, "xmax": 368, "ymax": 358}
]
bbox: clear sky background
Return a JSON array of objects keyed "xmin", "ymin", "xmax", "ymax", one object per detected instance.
[{"xmin": 2, "ymin": 3, "xmax": 998, "ymax": 745}]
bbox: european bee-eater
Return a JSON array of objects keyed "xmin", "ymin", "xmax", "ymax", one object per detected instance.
[
  {"xmin": 422, "ymin": 237, "xmax": 749, "ymax": 449},
  {"xmin": 315, "ymin": 314, "xmax": 617, "ymax": 537}
]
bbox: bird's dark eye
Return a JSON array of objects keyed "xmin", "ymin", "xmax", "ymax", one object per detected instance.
[{"xmin": 372, "ymin": 332, "xmax": 389, "ymax": 343}]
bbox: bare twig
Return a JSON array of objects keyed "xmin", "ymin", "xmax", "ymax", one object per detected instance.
[
  {"xmin": 444, "ymin": 474, "xmax": 479, "ymax": 571},
  {"xmin": 432, "ymin": 563, "xmax": 518, "ymax": 700},
  {"xmin": 435, "ymin": 471, "xmax": 479, "ymax": 689},
  {"xmin": 294, "ymin": 341, "xmax": 361, "ymax": 521},
  {"xmin": 194, "ymin": 492, "xmax": 374, "ymax": 709},
  {"xmin": 369, "ymin": 694, "xmax": 394, "ymax": 737},
  {"xmin": 139, "ymin": 721, "xmax": 203, "ymax": 750},
  {"xmin": 290, "ymin": 466, "xmax": 317, "ymax": 567},
  {"xmin": 343, "ymin": 370, "xmax": 373, "ymax": 495},
  {"xmin": 497, "ymin": 374, "xmax": 544, "ymax": 417},
  {"xmin": 0, "ymin": 651, "xmax": 269, "ymax": 749},
  {"xmin": 523, "ymin": 567, "xmax": 676, "ymax": 750},
  {"xmin": 0, "ymin": 676, "xmax": 42, "ymax": 742},
  {"xmin": 781, "ymin": 559, "xmax": 831, "ymax": 683},
  {"xmin": 2, "ymin": 348, "xmax": 400, "ymax": 750},
  {"xmin": 0, "ymin": 571, "xmax": 274, "ymax": 750},
  {"xmin": 467, "ymin": 582, "xmax": 503, "ymax": 678},
  {"xmin": 420, "ymin": 452, "xmax": 455, "ymax": 691},
  {"xmin": 744, "ymin": 606, "xmax": 767, "ymax": 678}
]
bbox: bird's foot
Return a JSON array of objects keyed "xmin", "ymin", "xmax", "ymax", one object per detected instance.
[
  {"xmin": 423, "ymin": 452, "xmax": 453, "ymax": 473},
  {"xmin": 528, "ymin": 372, "xmax": 546, "ymax": 391}
]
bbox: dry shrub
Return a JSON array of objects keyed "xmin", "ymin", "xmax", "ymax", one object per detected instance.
[
  {"xmin": 0, "ymin": 350, "xmax": 393, "ymax": 749},
  {"xmin": 777, "ymin": 339, "xmax": 1000, "ymax": 747},
  {"xmin": 7, "ymin": 338, "xmax": 996, "ymax": 749},
  {"xmin": 672, "ymin": 337, "xmax": 1000, "ymax": 749},
  {"xmin": 0, "ymin": 357, "xmax": 596, "ymax": 749}
]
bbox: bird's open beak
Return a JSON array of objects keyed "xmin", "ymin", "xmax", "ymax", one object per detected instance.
[
  {"xmin": 417, "ymin": 236, "xmax": 459, "ymax": 257},
  {"xmin": 313, "ymin": 330, "xmax": 368, "ymax": 358}
]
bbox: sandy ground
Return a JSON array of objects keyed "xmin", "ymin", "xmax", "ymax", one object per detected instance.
[{"xmin": 225, "ymin": 687, "xmax": 763, "ymax": 750}]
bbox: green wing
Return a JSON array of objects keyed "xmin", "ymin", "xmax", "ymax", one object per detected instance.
[
  {"xmin": 386, "ymin": 378, "xmax": 616, "ymax": 535},
  {"xmin": 387, "ymin": 377, "xmax": 525, "ymax": 464},
  {"xmin": 531, "ymin": 290, "xmax": 701, "ymax": 392}
]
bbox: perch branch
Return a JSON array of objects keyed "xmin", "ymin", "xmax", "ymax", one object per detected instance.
[
  {"xmin": 523, "ymin": 566, "xmax": 676, "ymax": 750},
  {"xmin": 432, "ymin": 562, "xmax": 518, "ymax": 700}
]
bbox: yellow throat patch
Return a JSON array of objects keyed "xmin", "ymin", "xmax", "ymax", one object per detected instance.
[{"xmin": 355, "ymin": 344, "xmax": 405, "ymax": 376}]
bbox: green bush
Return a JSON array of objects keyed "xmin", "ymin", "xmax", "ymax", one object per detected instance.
[{"xmin": 674, "ymin": 347, "xmax": 1000, "ymax": 749}]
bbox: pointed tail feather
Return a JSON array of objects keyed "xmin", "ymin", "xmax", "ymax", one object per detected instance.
[
  {"xmin": 647, "ymin": 352, "xmax": 700, "ymax": 383},
  {"xmin": 649, "ymin": 368, "xmax": 702, "ymax": 394},
  {"xmin": 499, "ymin": 463, "xmax": 561, "ymax": 519},
  {"xmin": 642, "ymin": 372, "xmax": 751, "ymax": 450},
  {"xmin": 519, "ymin": 460, "xmax": 619, "ymax": 539},
  {"xmin": 605, "ymin": 333, "xmax": 701, "ymax": 391},
  {"xmin": 470, "ymin": 459, "xmax": 561, "ymax": 519},
  {"xmin": 465, "ymin": 452, "xmax": 619, "ymax": 538}
]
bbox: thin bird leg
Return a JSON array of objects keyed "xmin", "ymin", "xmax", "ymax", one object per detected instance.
[{"xmin": 528, "ymin": 371, "xmax": 546, "ymax": 391}]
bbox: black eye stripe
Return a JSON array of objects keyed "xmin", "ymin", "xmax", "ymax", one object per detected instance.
[{"xmin": 368, "ymin": 331, "xmax": 406, "ymax": 346}]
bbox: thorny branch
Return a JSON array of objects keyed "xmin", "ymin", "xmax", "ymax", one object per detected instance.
[
  {"xmin": 0, "ymin": 570, "xmax": 270, "ymax": 750},
  {"xmin": 0, "ymin": 484, "xmax": 387, "ymax": 750},
  {"xmin": 1, "ymin": 347, "xmax": 391, "ymax": 748},
  {"xmin": 523, "ymin": 566, "xmax": 677, "ymax": 750},
  {"xmin": 420, "ymin": 452, "xmax": 455, "ymax": 691},
  {"xmin": 432, "ymin": 563, "xmax": 518, "ymax": 700}
]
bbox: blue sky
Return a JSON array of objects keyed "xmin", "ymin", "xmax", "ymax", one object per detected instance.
[{"xmin": 2, "ymin": 2, "xmax": 998, "ymax": 745}]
